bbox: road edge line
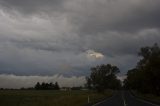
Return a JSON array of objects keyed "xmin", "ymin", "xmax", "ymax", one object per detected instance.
[
  {"xmin": 92, "ymin": 91, "xmax": 117, "ymax": 106},
  {"xmin": 129, "ymin": 91, "xmax": 160, "ymax": 106}
]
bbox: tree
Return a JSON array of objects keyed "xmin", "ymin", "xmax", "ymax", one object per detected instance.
[
  {"xmin": 123, "ymin": 68, "xmax": 147, "ymax": 92},
  {"xmin": 85, "ymin": 77, "xmax": 92, "ymax": 89},
  {"xmin": 124, "ymin": 43, "xmax": 160, "ymax": 95},
  {"xmin": 35, "ymin": 82, "xmax": 41, "ymax": 90},
  {"xmin": 54, "ymin": 82, "xmax": 60, "ymax": 90},
  {"xmin": 86, "ymin": 64, "xmax": 121, "ymax": 92},
  {"xmin": 138, "ymin": 43, "xmax": 160, "ymax": 95},
  {"xmin": 34, "ymin": 82, "xmax": 60, "ymax": 90},
  {"xmin": 49, "ymin": 82, "xmax": 55, "ymax": 90}
]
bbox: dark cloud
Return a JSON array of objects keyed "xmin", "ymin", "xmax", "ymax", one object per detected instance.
[
  {"xmin": 58, "ymin": 0, "xmax": 160, "ymax": 34},
  {"xmin": 0, "ymin": 0, "xmax": 65, "ymax": 15},
  {"xmin": 0, "ymin": 0, "xmax": 160, "ymax": 79},
  {"xmin": 1, "ymin": 0, "xmax": 160, "ymax": 33}
]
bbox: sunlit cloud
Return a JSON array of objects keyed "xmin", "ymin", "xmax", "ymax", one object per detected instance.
[{"xmin": 86, "ymin": 50, "xmax": 104, "ymax": 59}]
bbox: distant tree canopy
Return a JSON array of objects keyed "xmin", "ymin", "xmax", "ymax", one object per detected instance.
[
  {"xmin": 35, "ymin": 82, "xmax": 60, "ymax": 90},
  {"xmin": 124, "ymin": 43, "xmax": 160, "ymax": 95},
  {"xmin": 86, "ymin": 64, "xmax": 121, "ymax": 92}
]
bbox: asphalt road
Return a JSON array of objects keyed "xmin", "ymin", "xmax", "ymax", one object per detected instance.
[{"xmin": 93, "ymin": 91, "xmax": 159, "ymax": 106}]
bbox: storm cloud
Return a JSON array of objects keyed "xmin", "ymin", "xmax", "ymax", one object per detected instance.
[{"xmin": 0, "ymin": 0, "xmax": 160, "ymax": 87}]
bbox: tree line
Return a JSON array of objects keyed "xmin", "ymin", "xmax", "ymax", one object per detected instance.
[
  {"xmin": 86, "ymin": 64, "xmax": 121, "ymax": 92},
  {"xmin": 35, "ymin": 82, "xmax": 60, "ymax": 90},
  {"xmin": 124, "ymin": 43, "xmax": 160, "ymax": 96}
]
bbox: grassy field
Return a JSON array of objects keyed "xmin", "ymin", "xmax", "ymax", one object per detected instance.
[{"xmin": 0, "ymin": 90, "xmax": 113, "ymax": 106}]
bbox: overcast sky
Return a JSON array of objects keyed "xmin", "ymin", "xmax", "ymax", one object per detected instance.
[{"xmin": 0, "ymin": 0, "xmax": 160, "ymax": 88}]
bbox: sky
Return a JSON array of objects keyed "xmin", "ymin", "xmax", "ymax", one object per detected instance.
[{"xmin": 0, "ymin": 0, "xmax": 160, "ymax": 88}]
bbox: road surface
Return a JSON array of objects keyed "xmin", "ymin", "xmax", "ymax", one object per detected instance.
[{"xmin": 93, "ymin": 91, "xmax": 159, "ymax": 106}]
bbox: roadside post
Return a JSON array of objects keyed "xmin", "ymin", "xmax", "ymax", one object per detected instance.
[{"xmin": 88, "ymin": 95, "xmax": 90, "ymax": 103}]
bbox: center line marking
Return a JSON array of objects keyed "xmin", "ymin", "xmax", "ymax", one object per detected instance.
[
  {"xmin": 124, "ymin": 99, "xmax": 127, "ymax": 106},
  {"xmin": 122, "ymin": 91, "xmax": 127, "ymax": 106}
]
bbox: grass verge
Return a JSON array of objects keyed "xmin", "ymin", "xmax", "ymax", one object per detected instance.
[{"xmin": 131, "ymin": 90, "xmax": 160, "ymax": 105}]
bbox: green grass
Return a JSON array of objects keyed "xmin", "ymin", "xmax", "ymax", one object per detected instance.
[
  {"xmin": 132, "ymin": 91, "xmax": 160, "ymax": 104},
  {"xmin": 0, "ymin": 90, "xmax": 113, "ymax": 106}
]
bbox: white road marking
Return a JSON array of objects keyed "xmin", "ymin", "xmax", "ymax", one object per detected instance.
[
  {"xmin": 92, "ymin": 91, "xmax": 117, "ymax": 106},
  {"xmin": 92, "ymin": 99, "xmax": 107, "ymax": 106},
  {"xmin": 123, "ymin": 99, "xmax": 127, "ymax": 106},
  {"xmin": 122, "ymin": 91, "xmax": 127, "ymax": 106}
]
